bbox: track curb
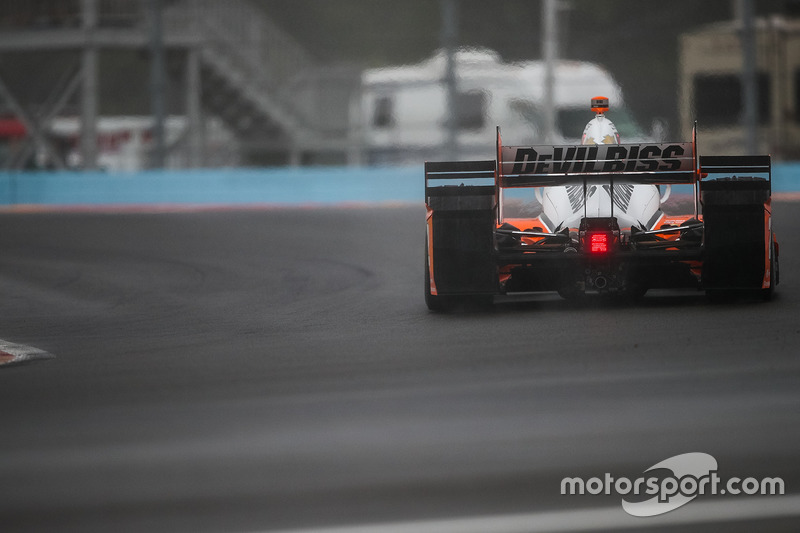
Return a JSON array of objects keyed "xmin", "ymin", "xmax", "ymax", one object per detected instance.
[{"xmin": 0, "ymin": 340, "xmax": 54, "ymax": 367}]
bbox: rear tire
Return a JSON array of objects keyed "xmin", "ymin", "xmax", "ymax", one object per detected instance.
[
  {"xmin": 701, "ymin": 176, "xmax": 771, "ymax": 297},
  {"xmin": 469, "ymin": 294, "xmax": 494, "ymax": 309},
  {"xmin": 626, "ymin": 285, "xmax": 649, "ymax": 301},
  {"xmin": 425, "ymin": 242, "xmax": 494, "ymax": 312},
  {"xmin": 557, "ymin": 284, "xmax": 584, "ymax": 300},
  {"xmin": 705, "ymin": 289, "xmax": 735, "ymax": 304}
]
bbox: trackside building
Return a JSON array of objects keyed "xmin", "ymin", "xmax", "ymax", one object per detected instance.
[{"xmin": 680, "ymin": 14, "xmax": 800, "ymax": 159}]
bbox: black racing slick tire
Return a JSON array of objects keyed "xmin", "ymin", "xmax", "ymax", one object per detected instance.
[
  {"xmin": 424, "ymin": 237, "xmax": 493, "ymax": 312},
  {"xmin": 701, "ymin": 175, "xmax": 771, "ymax": 297},
  {"xmin": 626, "ymin": 285, "xmax": 649, "ymax": 302}
]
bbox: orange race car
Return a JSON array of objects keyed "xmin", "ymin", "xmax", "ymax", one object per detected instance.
[{"xmin": 425, "ymin": 99, "xmax": 779, "ymax": 310}]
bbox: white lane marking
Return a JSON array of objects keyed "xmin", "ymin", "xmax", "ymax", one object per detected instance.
[
  {"xmin": 0, "ymin": 339, "xmax": 54, "ymax": 367},
  {"xmin": 254, "ymin": 494, "xmax": 800, "ymax": 533}
]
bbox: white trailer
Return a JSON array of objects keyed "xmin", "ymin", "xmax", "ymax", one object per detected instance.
[{"xmin": 357, "ymin": 48, "xmax": 648, "ymax": 164}]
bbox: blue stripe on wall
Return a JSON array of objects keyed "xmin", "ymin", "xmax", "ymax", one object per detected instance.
[
  {"xmin": 0, "ymin": 163, "xmax": 798, "ymax": 206},
  {"xmin": 771, "ymin": 163, "xmax": 800, "ymax": 193},
  {"xmin": 0, "ymin": 166, "xmax": 423, "ymax": 206}
]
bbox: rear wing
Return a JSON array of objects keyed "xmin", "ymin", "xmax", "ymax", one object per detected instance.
[{"xmin": 496, "ymin": 127, "xmax": 697, "ymax": 188}]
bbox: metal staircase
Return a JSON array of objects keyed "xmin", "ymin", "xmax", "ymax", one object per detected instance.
[
  {"xmin": 0, "ymin": 0, "xmax": 358, "ymax": 166},
  {"xmin": 163, "ymin": 0, "xmax": 318, "ymax": 163}
]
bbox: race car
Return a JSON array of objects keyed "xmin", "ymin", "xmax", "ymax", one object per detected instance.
[{"xmin": 424, "ymin": 97, "xmax": 779, "ymax": 310}]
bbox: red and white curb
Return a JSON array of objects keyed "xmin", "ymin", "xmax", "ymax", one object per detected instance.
[{"xmin": 0, "ymin": 339, "xmax": 54, "ymax": 367}]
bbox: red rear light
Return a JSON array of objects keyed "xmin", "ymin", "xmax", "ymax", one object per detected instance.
[
  {"xmin": 589, "ymin": 232, "xmax": 609, "ymax": 253},
  {"xmin": 579, "ymin": 218, "xmax": 620, "ymax": 254}
]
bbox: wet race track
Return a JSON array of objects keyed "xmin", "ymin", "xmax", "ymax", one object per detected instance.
[{"xmin": 0, "ymin": 203, "xmax": 799, "ymax": 532}]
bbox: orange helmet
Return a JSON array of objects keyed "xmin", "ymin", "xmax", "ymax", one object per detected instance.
[{"xmin": 591, "ymin": 96, "xmax": 610, "ymax": 114}]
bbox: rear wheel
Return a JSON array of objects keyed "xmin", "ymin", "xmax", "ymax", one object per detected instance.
[
  {"xmin": 425, "ymin": 240, "xmax": 494, "ymax": 312},
  {"xmin": 626, "ymin": 285, "xmax": 649, "ymax": 301},
  {"xmin": 701, "ymin": 175, "xmax": 771, "ymax": 299},
  {"xmin": 705, "ymin": 289, "xmax": 735, "ymax": 304},
  {"xmin": 557, "ymin": 284, "xmax": 584, "ymax": 300}
]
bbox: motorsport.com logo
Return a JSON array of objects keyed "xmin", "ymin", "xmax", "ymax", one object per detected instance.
[{"xmin": 561, "ymin": 452, "xmax": 785, "ymax": 517}]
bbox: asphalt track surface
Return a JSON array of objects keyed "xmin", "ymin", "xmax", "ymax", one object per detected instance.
[{"xmin": 0, "ymin": 203, "xmax": 799, "ymax": 533}]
